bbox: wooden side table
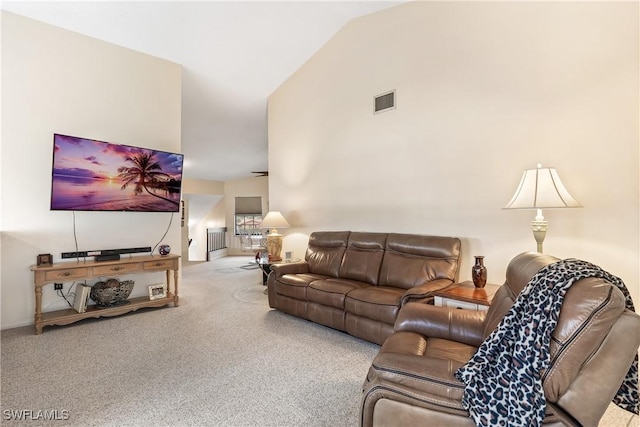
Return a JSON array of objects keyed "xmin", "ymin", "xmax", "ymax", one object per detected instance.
[{"xmin": 434, "ymin": 280, "xmax": 500, "ymax": 311}]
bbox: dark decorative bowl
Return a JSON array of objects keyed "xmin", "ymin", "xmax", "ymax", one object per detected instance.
[{"xmin": 90, "ymin": 279, "xmax": 134, "ymax": 308}]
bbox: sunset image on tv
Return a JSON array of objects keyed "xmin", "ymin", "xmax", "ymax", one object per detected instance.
[{"xmin": 51, "ymin": 134, "xmax": 184, "ymax": 212}]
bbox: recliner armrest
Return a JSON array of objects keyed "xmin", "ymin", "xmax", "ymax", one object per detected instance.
[
  {"xmin": 394, "ymin": 302, "xmax": 486, "ymax": 347},
  {"xmin": 270, "ymin": 261, "xmax": 310, "ymax": 278},
  {"xmin": 400, "ymin": 279, "xmax": 454, "ymax": 305}
]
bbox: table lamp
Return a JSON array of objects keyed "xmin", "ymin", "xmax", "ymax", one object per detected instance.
[
  {"xmin": 504, "ymin": 163, "xmax": 581, "ymax": 253},
  {"xmin": 260, "ymin": 211, "xmax": 290, "ymax": 261}
]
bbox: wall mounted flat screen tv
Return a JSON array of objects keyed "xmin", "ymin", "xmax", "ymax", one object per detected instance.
[{"xmin": 51, "ymin": 134, "xmax": 184, "ymax": 212}]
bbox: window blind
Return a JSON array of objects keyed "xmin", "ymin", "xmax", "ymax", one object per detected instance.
[{"xmin": 235, "ymin": 197, "xmax": 262, "ymax": 214}]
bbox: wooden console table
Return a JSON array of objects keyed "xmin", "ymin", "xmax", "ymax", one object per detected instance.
[{"xmin": 30, "ymin": 254, "xmax": 180, "ymax": 334}]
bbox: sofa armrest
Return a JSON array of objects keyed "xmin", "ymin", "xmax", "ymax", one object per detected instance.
[
  {"xmin": 270, "ymin": 261, "xmax": 310, "ymax": 279},
  {"xmin": 400, "ymin": 279, "xmax": 454, "ymax": 305},
  {"xmin": 394, "ymin": 302, "xmax": 486, "ymax": 347}
]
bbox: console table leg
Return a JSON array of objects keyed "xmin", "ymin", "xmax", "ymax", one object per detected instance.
[
  {"xmin": 173, "ymin": 269, "xmax": 179, "ymax": 306},
  {"xmin": 35, "ymin": 284, "xmax": 43, "ymax": 335}
]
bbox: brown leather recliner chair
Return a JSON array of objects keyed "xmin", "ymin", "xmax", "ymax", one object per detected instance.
[{"xmin": 361, "ymin": 252, "xmax": 640, "ymax": 427}]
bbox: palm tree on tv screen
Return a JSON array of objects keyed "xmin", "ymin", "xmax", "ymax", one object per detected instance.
[{"xmin": 117, "ymin": 152, "xmax": 179, "ymax": 206}]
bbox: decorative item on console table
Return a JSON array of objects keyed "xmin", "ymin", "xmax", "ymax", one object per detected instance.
[
  {"xmin": 158, "ymin": 244, "xmax": 171, "ymax": 256},
  {"xmin": 37, "ymin": 254, "xmax": 52, "ymax": 266},
  {"xmin": 90, "ymin": 279, "xmax": 134, "ymax": 308},
  {"xmin": 73, "ymin": 284, "xmax": 91, "ymax": 313},
  {"xmin": 148, "ymin": 283, "xmax": 167, "ymax": 300},
  {"xmin": 472, "ymin": 256, "xmax": 487, "ymax": 288}
]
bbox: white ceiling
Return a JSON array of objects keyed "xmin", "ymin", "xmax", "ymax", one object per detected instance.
[{"xmin": 2, "ymin": 1, "xmax": 403, "ymax": 182}]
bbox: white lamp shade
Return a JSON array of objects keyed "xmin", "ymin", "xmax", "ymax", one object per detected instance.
[
  {"xmin": 504, "ymin": 166, "xmax": 581, "ymax": 210},
  {"xmin": 260, "ymin": 211, "xmax": 290, "ymax": 229}
]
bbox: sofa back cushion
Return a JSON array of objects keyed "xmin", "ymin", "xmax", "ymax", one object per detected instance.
[
  {"xmin": 305, "ymin": 231, "xmax": 350, "ymax": 277},
  {"xmin": 378, "ymin": 234, "xmax": 461, "ymax": 289},
  {"xmin": 338, "ymin": 232, "xmax": 387, "ymax": 285},
  {"xmin": 483, "ymin": 252, "xmax": 560, "ymax": 337}
]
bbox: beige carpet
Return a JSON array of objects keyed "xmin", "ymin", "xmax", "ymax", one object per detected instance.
[
  {"xmin": 1, "ymin": 256, "xmax": 379, "ymax": 426},
  {"xmin": 1, "ymin": 256, "xmax": 637, "ymax": 426}
]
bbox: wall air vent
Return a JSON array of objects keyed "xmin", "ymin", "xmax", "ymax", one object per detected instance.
[{"xmin": 374, "ymin": 90, "xmax": 396, "ymax": 114}]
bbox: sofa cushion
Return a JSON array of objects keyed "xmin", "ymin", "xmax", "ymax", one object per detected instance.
[
  {"xmin": 276, "ymin": 273, "xmax": 328, "ymax": 300},
  {"xmin": 308, "ymin": 278, "xmax": 370, "ymax": 309},
  {"xmin": 308, "ymin": 303, "xmax": 346, "ymax": 331},
  {"xmin": 339, "ymin": 232, "xmax": 387, "ymax": 285},
  {"xmin": 346, "ymin": 315, "xmax": 395, "ymax": 346},
  {"xmin": 379, "ymin": 234, "xmax": 461, "ymax": 289},
  {"xmin": 380, "ymin": 331, "xmax": 478, "ymax": 365},
  {"xmin": 370, "ymin": 332, "xmax": 471, "ymax": 401},
  {"xmin": 345, "ymin": 286, "xmax": 404, "ymax": 324},
  {"xmin": 306, "ymin": 231, "xmax": 350, "ymax": 277}
]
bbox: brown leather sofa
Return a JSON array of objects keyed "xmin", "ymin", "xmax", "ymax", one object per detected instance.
[
  {"xmin": 361, "ymin": 252, "xmax": 640, "ymax": 427},
  {"xmin": 267, "ymin": 231, "xmax": 461, "ymax": 345}
]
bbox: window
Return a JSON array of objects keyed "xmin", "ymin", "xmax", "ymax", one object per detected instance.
[
  {"xmin": 234, "ymin": 214, "xmax": 263, "ymax": 235},
  {"xmin": 234, "ymin": 197, "xmax": 262, "ymax": 235}
]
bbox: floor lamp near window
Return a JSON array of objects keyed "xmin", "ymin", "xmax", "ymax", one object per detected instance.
[
  {"xmin": 504, "ymin": 164, "xmax": 581, "ymax": 253},
  {"xmin": 260, "ymin": 211, "xmax": 290, "ymax": 261}
]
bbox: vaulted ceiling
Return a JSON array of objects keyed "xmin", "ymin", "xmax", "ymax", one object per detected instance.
[{"xmin": 2, "ymin": 1, "xmax": 403, "ymax": 182}]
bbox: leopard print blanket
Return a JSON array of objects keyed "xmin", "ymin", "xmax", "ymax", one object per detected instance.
[{"xmin": 455, "ymin": 258, "xmax": 639, "ymax": 427}]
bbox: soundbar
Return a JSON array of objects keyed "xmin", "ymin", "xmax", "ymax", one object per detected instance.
[{"xmin": 61, "ymin": 247, "xmax": 151, "ymax": 259}]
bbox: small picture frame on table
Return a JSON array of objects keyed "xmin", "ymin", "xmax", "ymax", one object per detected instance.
[
  {"xmin": 37, "ymin": 253, "xmax": 53, "ymax": 267},
  {"xmin": 148, "ymin": 283, "xmax": 167, "ymax": 300}
]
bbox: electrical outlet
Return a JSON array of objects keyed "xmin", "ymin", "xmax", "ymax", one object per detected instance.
[{"xmin": 54, "ymin": 283, "xmax": 63, "ymax": 291}]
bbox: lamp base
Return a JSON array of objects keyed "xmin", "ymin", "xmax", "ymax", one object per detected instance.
[
  {"xmin": 266, "ymin": 232, "xmax": 283, "ymax": 262},
  {"xmin": 531, "ymin": 220, "xmax": 548, "ymax": 253}
]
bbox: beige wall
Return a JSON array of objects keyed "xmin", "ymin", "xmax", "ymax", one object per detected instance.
[
  {"xmin": 268, "ymin": 2, "xmax": 640, "ymax": 302},
  {"xmin": 183, "ymin": 178, "xmax": 225, "ymax": 195},
  {"xmin": 1, "ymin": 12, "xmax": 183, "ymax": 328}
]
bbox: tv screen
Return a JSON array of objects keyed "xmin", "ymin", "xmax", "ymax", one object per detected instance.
[{"xmin": 51, "ymin": 134, "xmax": 184, "ymax": 212}]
